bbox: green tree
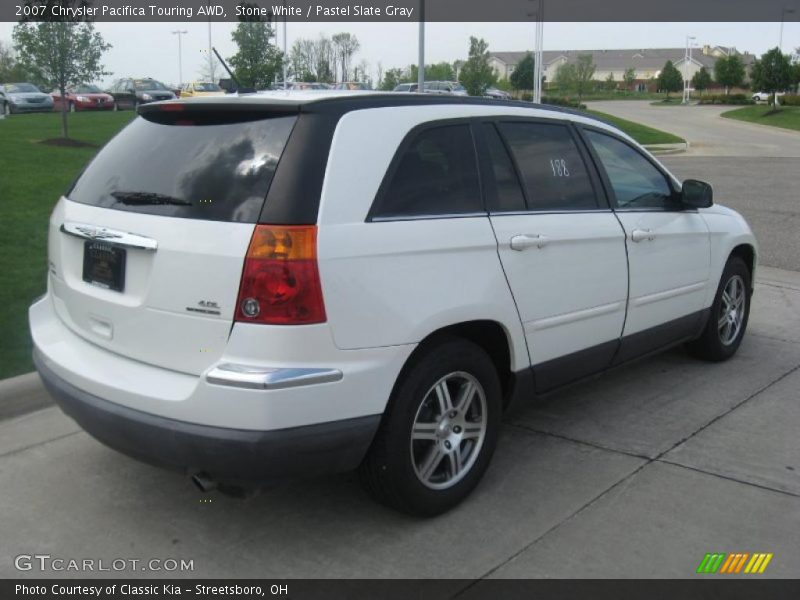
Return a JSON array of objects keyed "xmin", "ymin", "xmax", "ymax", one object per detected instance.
[
  {"xmin": 425, "ymin": 62, "xmax": 456, "ymax": 82},
  {"xmin": 380, "ymin": 67, "xmax": 403, "ymax": 91},
  {"xmin": 792, "ymin": 61, "xmax": 800, "ymax": 93},
  {"xmin": 573, "ymin": 54, "xmax": 596, "ymax": 103},
  {"xmin": 604, "ymin": 72, "xmax": 616, "ymax": 91},
  {"xmin": 714, "ymin": 54, "xmax": 745, "ymax": 95},
  {"xmin": 750, "ymin": 48, "xmax": 792, "ymax": 108},
  {"xmin": 509, "ymin": 52, "xmax": 534, "ymax": 91},
  {"xmin": 657, "ymin": 60, "xmax": 683, "ymax": 99},
  {"xmin": 459, "ymin": 37, "xmax": 497, "ymax": 96},
  {"xmin": 0, "ymin": 40, "xmax": 30, "ymax": 83},
  {"xmin": 554, "ymin": 63, "xmax": 577, "ymax": 94},
  {"xmin": 623, "ymin": 67, "xmax": 636, "ymax": 90},
  {"xmin": 229, "ymin": 11, "xmax": 283, "ymax": 89},
  {"xmin": 12, "ymin": 21, "xmax": 110, "ymax": 138},
  {"xmin": 691, "ymin": 66, "xmax": 712, "ymax": 92}
]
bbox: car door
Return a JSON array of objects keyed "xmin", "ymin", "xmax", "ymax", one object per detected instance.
[
  {"xmin": 580, "ymin": 127, "xmax": 711, "ymax": 363},
  {"xmin": 481, "ymin": 120, "xmax": 629, "ymax": 393}
]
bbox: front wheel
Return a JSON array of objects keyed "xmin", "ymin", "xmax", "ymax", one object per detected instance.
[
  {"xmin": 359, "ymin": 337, "xmax": 502, "ymax": 516},
  {"xmin": 686, "ymin": 256, "xmax": 751, "ymax": 361}
]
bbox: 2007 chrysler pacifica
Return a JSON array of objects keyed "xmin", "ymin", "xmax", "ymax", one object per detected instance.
[{"xmin": 30, "ymin": 92, "xmax": 757, "ymax": 515}]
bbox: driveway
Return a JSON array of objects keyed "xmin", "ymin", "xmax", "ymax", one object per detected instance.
[
  {"xmin": 1, "ymin": 266, "xmax": 799, "ymax": 580},
  {"xmin": 588, "ymin": 100, "xmax": 800, "ymax": 157}
]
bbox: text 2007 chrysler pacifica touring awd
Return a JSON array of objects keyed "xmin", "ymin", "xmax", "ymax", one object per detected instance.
[{"xmin": 30, "ymin": 92, "xmax": 757, "ymax": 515}]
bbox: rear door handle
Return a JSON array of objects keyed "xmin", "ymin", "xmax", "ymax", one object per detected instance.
[
  {"xmin": 510, "ymin": 234, "xmax": 549, "ymax": 251},
  {"xmin": 630, "ymin": 228, "xmax": 655, "ymax": 243}
]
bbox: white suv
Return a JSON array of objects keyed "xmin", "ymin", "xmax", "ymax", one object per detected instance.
[{"xmin": 30, "ymin": 92, "xmax": 757, "ymax": 515}]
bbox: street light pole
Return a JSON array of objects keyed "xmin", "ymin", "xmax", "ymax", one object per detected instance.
[
  {"xmin": 206, "ymin": 0, "xmax": 214, "ymax": 83},
  {"xmin": 418, "ymin": 0, "xmax": 425, "ymax": 93},
  {"xmin": 780, "ymin": 8, "xmax": 796, "ymax": 52},
  {"xmin": 282, "ymin": 0, "xmax": 288, "ymax": 90},
  {"xmin": 683, "ymin": 35, "xmax": 695, "ymax": 104},
  {"xmin": 171, "ymin": 30, "xmax": 188, "ymax": 86}
]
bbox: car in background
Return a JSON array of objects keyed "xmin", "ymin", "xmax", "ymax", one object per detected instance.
[
  {"xmin": 752, "ymin": 91, "xmax": 785, "ymax": 103},
  {"xmin": 393, "ymin": 83, "xmax": 419, "ymax": 92},
  {"xmin": 180, "ymin": 82, "xmax": 225, "ymax": 98},
  {"xmin": 290, "ymin": 82, "xmax": 329, "ymax": 90},
  {"xmin": 333, "ymin": 82, "xmax": 371, "ymax": 91},
  {"xmin": 51, "ymin": 84, "xmax": 114, "ymax": 112},
  {"xmin": 0, "ymin": 83, "xmax": 54, "ymax": 114},
  {"xmin": 425, "ymin": 81, "xmax": 468, "ymax": 96},
  {"xmin": 106, "ymin": 78, "xmax": 176, "ymax": 111},
  {"xmin": 484, "ymin": 87, "xmax": 512, "ymax": 100}
]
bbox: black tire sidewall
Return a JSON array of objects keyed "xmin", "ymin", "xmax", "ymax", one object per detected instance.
[
  {"xmin": 377, "ymin": 338, "xmax": 502, "ymax": 515},
  {"xmin": 708, "ymin": 257, "xmax": 751, "ymax": 359}
]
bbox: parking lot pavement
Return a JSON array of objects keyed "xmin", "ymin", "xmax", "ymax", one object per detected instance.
[
  {"xmin": 588, "ymin": 100, "xmax": 800, "ymax": 158},
  {"xmin": 1, "ymin": 268, "xmax": 798, "ymax": 580}
]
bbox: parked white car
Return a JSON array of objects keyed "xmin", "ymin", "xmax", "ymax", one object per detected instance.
[
  {"xmin": 30, "ymin": 92, "xmax": 757, "ymax": 515},
  {"xmin": 752, "ymin": 91, "xmax": 785, "ymax": 102}
]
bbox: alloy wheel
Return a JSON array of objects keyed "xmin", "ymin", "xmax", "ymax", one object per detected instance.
[
  {"xmin": 718, "ymin": 274, "xmax": 746, "ymax": 346},
  {"xmin": 410, "ymin": 371, "xmax": 487, "ymax": 490}
]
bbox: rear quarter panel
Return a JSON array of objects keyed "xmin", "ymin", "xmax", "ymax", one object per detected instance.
[{"xmin": 315, "ymin": 106, "xmax": 530, "ymax": 372}]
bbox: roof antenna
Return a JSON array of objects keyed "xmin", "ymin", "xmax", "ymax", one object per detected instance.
[{"xmin": 212, "ymin": 47, "xmax": 255, "ymax": 94}]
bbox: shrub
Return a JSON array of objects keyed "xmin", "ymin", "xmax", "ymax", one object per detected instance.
[
  {"xmin": 697, "ymin": 94, "xmax": 754, "ymax": 105},
  {"xmin": 541, "ymin": 95, "xmax": 586, "ymax": 109},
  {"xmin": 775, "ymin": 94, "xmax": 800, "ymax": 106}
]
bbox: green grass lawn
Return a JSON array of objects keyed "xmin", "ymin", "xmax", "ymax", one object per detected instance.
[
  {"xmin": 720, "ymin": 105, "xmax": 800, "ymax": 132},
  {"xmin": 585, "ymin": 109, "xmax": 686, "ymax": 145},
  {"xmin": 0, "ymin": 111, "xmax": 134, "ymax": 379}
]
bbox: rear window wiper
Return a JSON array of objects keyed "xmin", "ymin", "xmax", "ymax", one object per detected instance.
[{"xmin": 111, "ymin": 191, "xmax": 193, "ymax": 206}]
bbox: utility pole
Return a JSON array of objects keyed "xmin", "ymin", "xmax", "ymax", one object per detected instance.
[
  {"xmin": 206, "ymin": 1, "xmax": 214, "ymax": 83},
  {"xmin": 529, "ymin": 0, "xmax": 544, "ymax": 103},
  {"xmin": 283, "ymin": 0, "xmax": 288, "ymax": 90},
  {"xmin": 171, "ymin": 30, "xmax": 188, "ymax": 86}
]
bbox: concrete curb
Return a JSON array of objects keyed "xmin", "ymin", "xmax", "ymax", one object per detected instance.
[
  {"xmin": 645, "ymin": 142, "xmax": 689, "ymax": 155},
  {"xmin": 0, "ymin": 371, "xmax": 51, "ymax": 421}
]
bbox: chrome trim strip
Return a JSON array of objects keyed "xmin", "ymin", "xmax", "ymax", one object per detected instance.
[
  {"xmin": 527, "ymin": 301, "xmax": 624, "ymax": 332},
  {"xmin": 631, "ymin": 281, "xmax": 707, "ymax": 307},
  {"xmin": 206, "ymin": 364, "xmax": 343, "ymax": 390},
  {"xmin": 60, "ymin": 222, "xmax": 158, "ymax": 252}
]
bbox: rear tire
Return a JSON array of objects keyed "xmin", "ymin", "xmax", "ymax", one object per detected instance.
[
  {"xmin": 686, "ymin": 256, "xmax": 751, "ymax": 361},
  {"xmin": 359, "ymin": 337, "xmax": 502, "ymax": 516}
]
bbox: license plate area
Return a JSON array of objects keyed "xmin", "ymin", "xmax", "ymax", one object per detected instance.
[{"xmin": 82, "ymin": 241, "xmax": 126, "ymax": 292}]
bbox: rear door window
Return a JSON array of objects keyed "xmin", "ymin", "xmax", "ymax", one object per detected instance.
[
  {"xmin": 68, "ymin": 114, "xmax": 297, "ymax": 223},
  {"xmin": 482, "ymin": 123, "xmax": 526, "ymax": 213},
  {"xmin": 372, "ymin": 124, "xmax": 483, "ymax": 219},
  {"xmin": 498, "ymin": 121, "xmax": 598, "ymax": 211}
]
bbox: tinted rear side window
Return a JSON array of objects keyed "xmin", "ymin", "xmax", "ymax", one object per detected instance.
[
  {"xmin": 482, "ymin": 123, "xmax": 525, "ymax": 213},
  {"xmin": 374, "ymin": 124, "xmax": 482, "ymax": 219},
  {"xmin": 498, "ymin": 122, "xmax": 597, "ymax": 211},
  {"xmin": 68, "ymin": 115, "xmax": 297, "ymax": 223}
]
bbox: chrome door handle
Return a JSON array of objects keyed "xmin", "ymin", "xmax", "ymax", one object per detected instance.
[
  {"xmin": 630, "ymin": 229, "xmax": 655, "ymax": 243},
  {"xmin": 510, "ymin": 234, "xmax": 549, "ymax": 251},
  {"xmin": 61, "ymin": 222, "xmax": 158, "ymax": 252}
]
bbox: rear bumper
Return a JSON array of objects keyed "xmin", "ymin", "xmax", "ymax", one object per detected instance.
[{"xmin": 34, "ymin": 349, "xmax": 380, "ymax": 482}]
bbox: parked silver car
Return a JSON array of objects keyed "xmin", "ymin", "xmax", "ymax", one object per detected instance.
[{"xmin": 1, "ymin": 82, "xmax": 54, "ymax": 114}]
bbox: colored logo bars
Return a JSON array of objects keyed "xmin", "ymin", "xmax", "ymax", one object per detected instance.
[{"xmin": 696, "ymin": 553, "xmax": 773, "ymax": 574}]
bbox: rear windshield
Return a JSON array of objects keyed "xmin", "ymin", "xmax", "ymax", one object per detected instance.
[{"xmin": 68, "ymin": 115, "xmax": 297, "ymax": 222}]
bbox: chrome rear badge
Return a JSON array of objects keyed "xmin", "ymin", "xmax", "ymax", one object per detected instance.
[{"xmin": 186, "ymin": 300, "xmax": 221, "ymax": 316}]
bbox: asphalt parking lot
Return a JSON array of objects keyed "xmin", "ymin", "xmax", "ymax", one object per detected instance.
[{"xmin": 1, "ymin": 102, "xmax": 799, "ymax": 581}]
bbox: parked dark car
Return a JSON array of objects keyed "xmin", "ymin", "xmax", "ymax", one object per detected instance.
[
  {"xmin": 484, "ymin": 87, "xmax": 512, "ymax": 100},
  {"xmin": 52, "ymin": 84, "xmax": 114, "ymax": 112},
  {"xmin": 0, "ymin": 82, "xmax": 54, "ymax": 114},
  {"xmin": 106, "ymin": 78, "xmax": 176, "ymax": 110}
]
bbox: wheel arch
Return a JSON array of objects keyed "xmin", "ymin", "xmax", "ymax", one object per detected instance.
[{"xmin": 729, "ymin": 243, "xmax": 756, "ymax": 291}]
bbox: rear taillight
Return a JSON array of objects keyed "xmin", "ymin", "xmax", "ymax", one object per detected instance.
[{"xmin": 235, "ymin": 225, "xmax": 326, "ymax": 325}]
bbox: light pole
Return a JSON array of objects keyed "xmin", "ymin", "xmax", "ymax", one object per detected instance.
[
  {"xmin": 206, "ymin": 1, "xmax": 214, "ymax": 83},
  {"xmin": 282, "ymin": 0, "xmax": 287, "ymax": 90},
  {"xmin": 683, "ymin": 35, "xmax": 696, "ymax": 104},
  {"xmin": 418, "ymin": 0, "xmax": 425, "ymax": 93},
  {"xmin": 171, "ymin": 30, "xmax": 188, "ymax": 86},
  {"xmin": 527, "ymin": 0, "xmax": 544, "ymax": 103},
  {"xmin": 780, "ymin": 7, "xmax": 796, "ymax": 52}
]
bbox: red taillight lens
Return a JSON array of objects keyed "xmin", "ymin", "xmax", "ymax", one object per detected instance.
[{"xmin": 235, "ymin": 225, "xmax": 326, "ymax": 325}]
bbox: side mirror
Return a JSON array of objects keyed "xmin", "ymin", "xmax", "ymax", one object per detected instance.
[{"xmin": 681, "ymin": 179, "xmax": 713, "ymax": 209}]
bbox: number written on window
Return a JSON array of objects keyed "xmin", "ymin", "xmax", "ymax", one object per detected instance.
[{"xmin": 549, "ymin": 159, "xmax": 570, "ymax": 177}]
